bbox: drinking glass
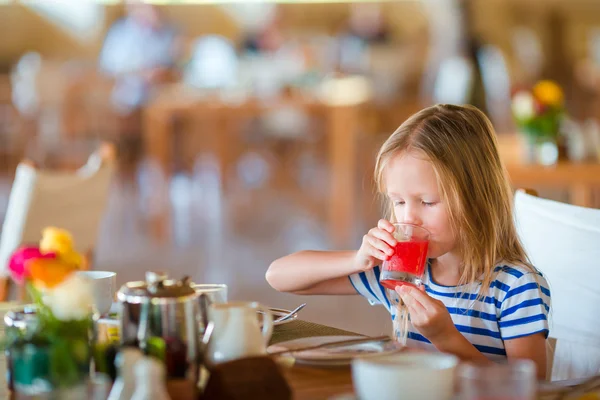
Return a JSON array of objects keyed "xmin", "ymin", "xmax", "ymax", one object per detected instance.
[
  {"xmin": 379, "ymin": 223, "xmax": 430, "ymax": 290},
  {"xmin": 458, "ymin": 360, "xmax": 537, "ymax": 400}
]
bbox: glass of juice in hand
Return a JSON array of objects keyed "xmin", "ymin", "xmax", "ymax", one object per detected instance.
[{"xmin": 379, "ymin": 223, "xmax": 430, "ymax": 290}]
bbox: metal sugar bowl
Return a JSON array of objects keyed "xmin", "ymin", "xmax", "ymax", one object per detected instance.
[{"xmin": 117, "ymin": 272, "xmax": 202, "ymax": 384}]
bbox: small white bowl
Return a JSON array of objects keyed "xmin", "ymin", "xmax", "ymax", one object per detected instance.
[{"xmin": 352, "ymin": 352, "xmax": 458, "ymax": 400}]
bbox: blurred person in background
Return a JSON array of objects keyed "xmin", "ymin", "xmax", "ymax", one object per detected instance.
[
  {"xmin": 344, "ymin": 3, "xmax": 390, "ymax": 45},
  {"xmin": 337, "ymin": 4, "xmax": 390, "ymax": 74},
  {"xmin": 241, "ymin": 4, "xmax": 284, "ymax": 54},
  {"xmin": 99, "ymin": 2, "xmax": 181, "ymax": 168},
  {"xmin": 100, "ymin": 2, "xmax": 180, "ymax": 114}
]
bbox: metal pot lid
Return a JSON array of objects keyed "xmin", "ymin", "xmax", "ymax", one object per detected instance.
[{"xmin": 117, "ymin": 272, "xmax": 197, "ymax": 304}]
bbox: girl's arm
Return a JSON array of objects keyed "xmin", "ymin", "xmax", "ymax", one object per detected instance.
[
  {"xmin": 266, "ymin": 220, "xmax": 399, "ymax": 295},
  {"xmin": 266, "ymin": 251, "xmax": 359, "ymax": 295},
  {"xmin": 430, "ymin": 331, "xmax": 491, "ymax": 363},
  {"xmin": 439, "ymin": 333, "xmax": 548, "ymax": 379},
  {"xmin": 396, "ymin": 286, "xmax": 547, "ymax": 379},
  {"xmin": 424, "ymin": 326, "xmax": 547, "ymax": 379},
  {"xmin": 504, "ymin": 333, "xmax": 547, "ymax": 380},
  {"xmin": 396, "ymin": 286, "xmax": 490, "ymax": 363}
]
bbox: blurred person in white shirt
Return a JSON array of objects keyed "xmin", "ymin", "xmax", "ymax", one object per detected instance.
[
  {"xmin": 99, "ymin": 2, "xmax": 181, "ymax": 170},
  {"xmin": 99, "ymin": 2, "xmax": 181, "ymax": 115}
]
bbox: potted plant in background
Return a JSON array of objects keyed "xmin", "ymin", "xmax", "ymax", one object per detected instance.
[
  {"xmin": 511, "ymin": 80, "xmax": 566, "ymax": 165},
  {"xmin": 4, "ymin": 228, "xmax": 94, "ymax": 397}
]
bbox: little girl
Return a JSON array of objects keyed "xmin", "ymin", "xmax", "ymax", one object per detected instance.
[{"xmin": 266, "ymin": 104, "xmax": 550, "ymax": 378}]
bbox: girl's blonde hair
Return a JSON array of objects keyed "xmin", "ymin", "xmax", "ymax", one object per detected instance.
[{"xmin": 374, "ymin": 104, "xmax": 534, "ymax": 293}]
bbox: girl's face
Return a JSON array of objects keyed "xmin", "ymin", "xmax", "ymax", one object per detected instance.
[{"xmin": 384, "ymin": 151, "xmax": 457, "ymax": 259}]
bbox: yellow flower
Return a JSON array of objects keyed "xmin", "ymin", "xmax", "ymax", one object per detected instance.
[
  {"xmin": 40, "ymin": 227, "xmax": 73, "ymax": 254},
  {"xmin": 39, "ymin": 227, "xmax": 83, "ymax": 268},
  {"xmin": 533, "ymin": 80, "xmax": 564, "ymax": 107},
  {"xmin": 60, "ymin": 250, "xmax": 83, "ymax": 269}
]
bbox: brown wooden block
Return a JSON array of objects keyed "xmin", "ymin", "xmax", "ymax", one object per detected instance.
[
  {"xmin": 201, "ymin": 356, "xmax": 292, "ymax": 400},
  {"xmin": 167, "ymin": 379, "xmax": 198, "ymax": 400}
]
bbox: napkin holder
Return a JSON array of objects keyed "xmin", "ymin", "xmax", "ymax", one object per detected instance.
[{"xmin": 201, "ymin": 356, "xmax": 292, "ymax": 400}]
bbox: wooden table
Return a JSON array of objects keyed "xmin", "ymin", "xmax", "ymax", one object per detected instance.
[
  {"xmin": 281, "ymin": 365, "xmax": 589, "ymax": 400},
  {"xmin": 268, "ymin": 321, "xmax": 588, "ymax": 400},
  {"xmin": 269, "ymin": 320, "xmax": 357, "ymax": 399},
  {"xmin": 1, "ymin": 314, "xmax": 590, "ymax": 400},
  {"xmin": 282, "ymin": 365, "xmax": 353, "ymax": 400},
  {"xmin": 497, "ymin": 134, "xmax": 600, "ymax": 208},
  {"xmin": 194, "ymin": 320, "xmax": 359, "ymax": 400},
  {"xmin": 269, "ymin": 321, "xmax": 584, "ymax": 399},
  {"xmin": 143, "ymin": 85, "xmax": 365, "ymax": 246}
]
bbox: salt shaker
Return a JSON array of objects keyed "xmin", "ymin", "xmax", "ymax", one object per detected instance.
[
  {"xmin": 107, "ymin": 347, "xmax": 144, "ymax": 400},
  {"xmin": 131, "ymin": 356, "xmax": 171, "ymax": 400}
]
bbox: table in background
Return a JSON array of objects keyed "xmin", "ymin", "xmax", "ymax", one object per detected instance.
[
  {"xmin": 497, "ymin": 134, "xmax": 600, "ymax": 208},
  {"xmin": 144, "ymin": 85, "xmax": 366, "ymax": 247}
]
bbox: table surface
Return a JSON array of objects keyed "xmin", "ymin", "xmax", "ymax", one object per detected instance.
[
  {"xmin": 0, "ymin": 303, "xmax": 591, "ymax": 400},
  {"xmin": 269, "ymin": 320, "xmax": 358, "ymax": 400},
  {"xmin": 269, "ymin": 320, "xmax": 592, "ymax": 400}
]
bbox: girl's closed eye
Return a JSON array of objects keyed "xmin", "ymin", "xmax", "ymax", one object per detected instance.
[
  {"xmin": 393, "ymin": 200, "xmax": 405, "ymax": 206},
  {"xmin": 422, "ymin": 201, "xmax": 437, "ymax": 207}
]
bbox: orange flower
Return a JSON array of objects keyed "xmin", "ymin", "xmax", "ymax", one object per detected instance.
[{"xmin": 28, "ymin": 258, "xmax": 77, "ymax": 289}]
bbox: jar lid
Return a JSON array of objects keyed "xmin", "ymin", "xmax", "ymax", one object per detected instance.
[
  {"xmin": 117, "ymin": 272, "xmax": 197, "ymax": 304},
  {"xmin": 4, "ymin": 306, "xmax": 39, "ymax": 330}
]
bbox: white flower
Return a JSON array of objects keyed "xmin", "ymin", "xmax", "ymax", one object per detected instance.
[
  {"xmin": 512, "ymin": 91, "xmax": 536, "ymax": 120},
  {"xmin": 43, "ymin": 274, "xmax": 94, "ymax": 321}
]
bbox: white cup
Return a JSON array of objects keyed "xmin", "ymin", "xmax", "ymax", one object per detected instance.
[
  {"xmin": 76, "ymin": 271, "xmax": 117, "ymax": 316},
  {"xmin": 352, "ymin": 352, "xmax": 459, "ymax": 400}
]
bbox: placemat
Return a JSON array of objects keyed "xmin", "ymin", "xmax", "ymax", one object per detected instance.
[{"xmin": 270, "ymin": 320, "xmax": 363, "ymax": 345}]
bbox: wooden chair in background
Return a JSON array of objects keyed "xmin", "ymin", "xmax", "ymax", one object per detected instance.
[{"xmin": 0, "ymin": 143, "xmax": 116, "ymax": 301}]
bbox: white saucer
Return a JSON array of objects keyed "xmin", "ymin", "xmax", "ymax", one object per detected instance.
[{"xmin": 267, "ymin": 335, "xmax": 403, "ymax": 367}]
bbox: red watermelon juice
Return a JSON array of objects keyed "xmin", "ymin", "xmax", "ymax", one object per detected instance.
[{"xmin": 380, "ymin": 240, "xmax": 429, "ymax": 290}]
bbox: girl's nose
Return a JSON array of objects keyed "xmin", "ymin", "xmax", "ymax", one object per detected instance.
[{"xmin": 401, "ymin": 205, "xmax": 422, "ymax": 226}]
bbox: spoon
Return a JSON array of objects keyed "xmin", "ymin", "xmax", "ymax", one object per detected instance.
[{"xmin": 274, "ymin": 303, "xmax": 306, "ymax": 323}]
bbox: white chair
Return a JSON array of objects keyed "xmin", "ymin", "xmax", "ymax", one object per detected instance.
[
  {"xmin": 514, "ymin": 189, "xmax": 600, "ymax": 381},
  {"xmin": 0, "ymin": 143, "xmax": 116, "ymax": 300}
]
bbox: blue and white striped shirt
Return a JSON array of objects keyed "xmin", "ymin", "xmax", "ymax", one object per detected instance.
[{"xmin": 349, "ymin": 262, "xmax": 551, "ymax": 361}]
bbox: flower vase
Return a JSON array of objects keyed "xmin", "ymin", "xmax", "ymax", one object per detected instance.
[
  {"xmin": 520, "ymin": 133, "xmax": 563, "ymax": 166},
  {"xmin": 10, "ymin": 340, "xmax": 53, "ymax": 396},
  {"xmin": 8, "ymin": 313, "xmax": 92, "ymax": 396}
]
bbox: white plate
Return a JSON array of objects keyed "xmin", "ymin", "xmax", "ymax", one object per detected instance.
[{"xmin": 267, "ymin": 336, "xmax": 403, "ymax": 366}]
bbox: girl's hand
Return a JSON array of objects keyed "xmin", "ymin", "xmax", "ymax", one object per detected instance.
[
  {"xmin": 396, "ymin": 285, "xmax": 457, "ymax": 344},
  {"xmin": 355, "ymin": 219, "xmax": 397, "ymax": 271}
]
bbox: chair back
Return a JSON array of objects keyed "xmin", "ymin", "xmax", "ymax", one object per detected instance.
[
  {"xmin": 0, "ymin": 144, "xmax": 116, "ymax": 276},
  {"xmin": 514, "ymin": 190, "xmax": 600, "ymax": 380}
]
